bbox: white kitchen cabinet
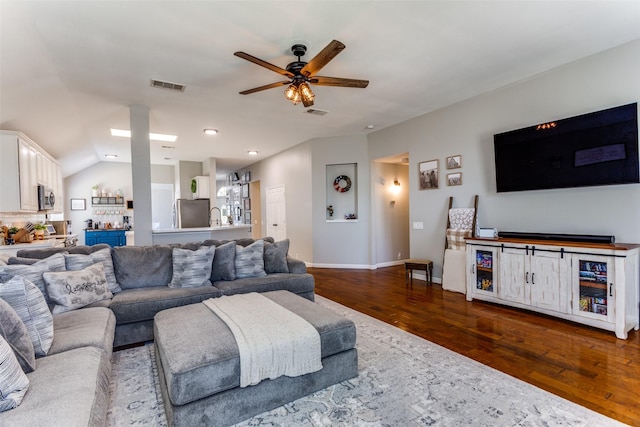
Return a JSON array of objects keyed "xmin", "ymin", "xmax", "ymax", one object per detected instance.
[
  {"xmin": 1, "ymin": 130, "xmax": 62, "ymax": 213},
  {"xmin": 466, "ymin": 237, "xmax": 639, "ymax": 339}
]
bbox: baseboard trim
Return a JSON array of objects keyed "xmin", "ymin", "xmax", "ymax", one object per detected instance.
[{"xmin": 307, "ymin": 259, "xmax": 407, "ymax": 270}]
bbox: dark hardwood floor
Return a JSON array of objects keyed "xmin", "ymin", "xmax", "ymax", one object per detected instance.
[{"xmin": 310, "ymin": 265, "xmax": 640, "ymax": 426}]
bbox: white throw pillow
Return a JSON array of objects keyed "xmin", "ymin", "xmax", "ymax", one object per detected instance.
[
  {"xmin": 64, "ymin": 248, "xmax": 121, "ymax": 293},
  {"xmin": 43, "ymin": 263, "xmax": 113, "ymax": 314},
  {"xmin": 0, "ymin": 335, "xmax": 30, "ymax": 412},
  {"xmin": 169, "ymin": 246, "xmax": 216, "ymax": 288},
  {"xmin": 0, "ymin": 276, "xmax": 54, "ymax": 357}
]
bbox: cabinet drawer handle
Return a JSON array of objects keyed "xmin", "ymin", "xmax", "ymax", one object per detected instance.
[
  {"xmin": 532, "ymin": 273, "xmax": 535, "ymax": 285},
  {"xmin": 525, "ymin": 272, "xmax": 529, "ymax": 284},
  {"xmin": 610, "ymin": 283, "xmax": 613, "ymax": 297}
]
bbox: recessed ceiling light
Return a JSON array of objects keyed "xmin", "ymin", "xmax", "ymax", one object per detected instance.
[
  {"xmin": 203, "ymin": 129, "xmax": 219, "ymax": 135},
  {"xmin": 105, "ymin": 154, "xmax": 118, "ymax": 159},
  {"xmin": 365, "ymin": 124, "xmax": 375, "ymax": 129},
  {"xmin": 247, "ymin": 150, "xmax": 258, "ymax": 156},
  {"xmin": 110, "ymin": 128, "xmax": 177, "ymax": 142}
]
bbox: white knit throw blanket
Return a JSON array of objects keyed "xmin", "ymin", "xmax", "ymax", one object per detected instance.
[{"xmin": 202, "ymin": 293, "xmax": 323, "ymax": 387}]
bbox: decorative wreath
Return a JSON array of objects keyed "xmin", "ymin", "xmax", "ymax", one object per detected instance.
[{"xmin": 333, "ymin": 175, "xmax": 352, "ymax": 193}]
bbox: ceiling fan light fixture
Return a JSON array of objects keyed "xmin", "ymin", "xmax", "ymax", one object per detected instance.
[
  {"xmin": 298, "ymin": 82, "xmax": 315, "ymax": 103},
  {"xmin": 284, "ymin": 84, "xmax": 301, "ymax": 104},
  {"xmin": 203, "ymin": 128, "xmax": 219, "ymax": 135}
]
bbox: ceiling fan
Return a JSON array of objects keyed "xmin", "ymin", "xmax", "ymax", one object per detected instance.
[{"xmin": 234, "ymin": 40, "xmax": 369, "ymax": 108}]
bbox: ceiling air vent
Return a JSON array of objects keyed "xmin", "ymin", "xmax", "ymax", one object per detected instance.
[
  {"xmin": 305, "ymin": 108, "xmax": 328, "ymax": 116},
  {"xmin": 150, "ymin": 79, "xmax": 186, "ymax": 92}
]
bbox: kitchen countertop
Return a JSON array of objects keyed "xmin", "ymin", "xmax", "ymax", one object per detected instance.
[{"xmin": 152, "ymin": 224, "xmax": 250, "ymax": 234}]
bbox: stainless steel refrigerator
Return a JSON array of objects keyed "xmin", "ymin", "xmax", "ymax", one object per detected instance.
[{"xmin": 175, "ymin": 199, "xmax": 210, "ymax": 228}]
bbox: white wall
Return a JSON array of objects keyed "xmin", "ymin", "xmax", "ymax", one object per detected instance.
[
  {"xmin": 368, "ymin": 40, "xmax": 640, "ymax": 279},
  {"xmin": 246, "ymin": 141, "xmax": 313, "ymax": 262},
  {"xmin": 311, "ymin": 134, "xmax": 371, "ymax": 267},
  {"xmin": 371, "ymin": 162, "xmax": 410, "ymax": 266}
]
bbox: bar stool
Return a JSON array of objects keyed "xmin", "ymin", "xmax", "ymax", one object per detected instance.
[{"xmin": 405, "ymin": 259, "xmax": 433, "ymax": 289}]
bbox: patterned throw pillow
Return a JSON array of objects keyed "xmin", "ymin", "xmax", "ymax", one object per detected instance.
[
  {"xmin": 263, "ymin": 239, "xmax": 290, "ymax": 274},
  {"xmin": 0, "ymin": 253, "xmax": 67, "ymax": 306},
  {"xmin": 169, "ymin": 245, "xmax": 216, "ymax": 288},
  {"xmin": 64, "ymin": 247, "xmax": 121, "ymax": 293},
  {"xmin": 0, "ymin": 335, "xmax": 29, "ymax": 413},
  {"xmin": 0, "ymin": 298, "xmax": 36, "ymax": 373},
  {"xmin": 43, "ymin": 263, "xmax": 113, "ymax": 314},
  {"xmin": 0, "ymin": 276, "xmax": 54, "ymax": 357},
  {"xmin": 235, "ymin": 239, "xmax": 267, "ymax": 279}
]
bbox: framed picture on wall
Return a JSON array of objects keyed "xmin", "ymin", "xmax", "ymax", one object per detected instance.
[
  {"xmin": 243, "ymin": 198, "xmax": 251, "ymax": 211},
  {"xmin": 446, "ymin": 155, "xmax": 462, "ymax": 169},
  {"xmin": 242, "ymin": 183, "xmax": 249, "ymax": 198},
  {"xmin": 418, "ymin": 159, "xmax": 439, "ymax": 190},
  {"xmin": 70, "ymin": 198, "xmax": 86, "ymax": 210},
  {"xmin": 447, "ymin": 172, "xmax": 462, "ymax": 186}
]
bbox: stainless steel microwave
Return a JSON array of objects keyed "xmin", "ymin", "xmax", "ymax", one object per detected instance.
[{"xmin": 38, "ymin": 185, "xmax": 55, "ymax": 210}]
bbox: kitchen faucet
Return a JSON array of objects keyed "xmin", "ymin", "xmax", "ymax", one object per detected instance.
[{"xmin": 209, "ymin": 207, "xmax": 222, "ymax": 226}]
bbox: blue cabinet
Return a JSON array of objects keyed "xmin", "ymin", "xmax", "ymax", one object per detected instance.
[{"xmin": 85, "ymin": 230, "xmax": 126, "ymax": 247}]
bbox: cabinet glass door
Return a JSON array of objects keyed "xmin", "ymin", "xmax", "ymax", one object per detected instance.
[
  {"xmin": 574, "ymin": 256, "xmax": 613, "ymax": 321},
  {"xmin": 475, "ymin": 249, "xmax": 495, "ymax": 293}
]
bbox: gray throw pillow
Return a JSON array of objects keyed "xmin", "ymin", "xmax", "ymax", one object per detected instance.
[
  {"xmin": 112, "ymin": 245, "xmax": 173, "ymax": 289},
  {"xmin": 43, "ymin": 263, "xmax": 112, "ymax": 314},
  {"xmin": 0, "ymin": 276, "xmax": 54, "ymax": 357},
  {"xmin": 235, "ymin": 239, "xmax": 267, "ymax": 279},
  {"xmin": 169, "ymin": 246, "xmax": 215, "ymax": 288},
  {"xmin": 0, "ymin": 335, "xmax": 29, "ymax": 413},
  {"xmin": 0, "ymin": 298, "xmax": 36, "ymax": 373},
  {"xmin": 210, "ymin": 241, "xmax": 236, "ymax": 282},
  {"xmin": 64, "ymin": 247, "xmax": 121, "ymax": 293},
  {"xmin": 0, "ymin": 253, "xmax": 67, "ymax": 306},
  {"xmin": 263, "ymin": 239, "xmax": 290, "ymax": 274}
]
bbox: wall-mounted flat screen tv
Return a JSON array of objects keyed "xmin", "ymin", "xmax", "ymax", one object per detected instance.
[{"xmin": 494, "ymin": 103, "xmax": 639, "ymax": 192}]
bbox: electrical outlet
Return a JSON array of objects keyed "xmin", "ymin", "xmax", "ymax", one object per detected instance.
[{"xmin": 397, "ymin": 252, "xmax": 401, "ymax": 259}]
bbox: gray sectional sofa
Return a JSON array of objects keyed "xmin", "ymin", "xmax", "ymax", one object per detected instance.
[{"xmin": 0, "ymin": 237, "xmax": 315, "ymax": 426}]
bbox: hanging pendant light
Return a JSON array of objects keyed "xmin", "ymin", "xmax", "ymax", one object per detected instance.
[{"xmin": 298, "ymin": 82, "xmax": 315, "ymax": 104}]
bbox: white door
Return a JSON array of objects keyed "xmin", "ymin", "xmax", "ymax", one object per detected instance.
[
  {"xmin": 266, "ymin": 185, "xmax": 286, "ymax": 241},
  {"xmin": 499, "ymin": 248, "xmax": 528, "ymax": 304},
  {"xmin": 529, "ymin": 251, "xmax": 565, "ymax": 312}
]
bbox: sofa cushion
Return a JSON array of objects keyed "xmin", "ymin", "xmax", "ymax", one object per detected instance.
[
  {"xmin": 110, "ymin": 286, "xmax": 223, "ymax": 324},
  {"xmin": 234, "ymin": 239, "xmax": 266, "ymax": 279},
  {"xmin": 43, "ymin": 263, "xmax": 113, "ymax": 314},
  {"xmin": 7, "ymin": 257, "xmax": 39, "ymax": 265},
  {"xmin": 0, "ymin": 346, "xmax": 111, "ymax": 426},
  {"xmin": 0, "ymin": 298, "xmax": 36, "ymax": 373},
  {"xmin": 264, "ymin": 239, "xmax": 290, "ymax": 274},
  {"xmin": 64, "ymin": 247, "xmax": 122, "ymax": 293},
  {"xmin": 15, "ymin": 243, "xmax": 110, "ymax": 259},
  {"xmin": 169, "ymin": 246, "xmax": 215, "ymax": 288},
  {"xmin": 0, "ymin": 276, "xmax": 53, "ymax": 357},
  {"xmin": 0, "ymin": 335, "xmax": 29, "ymax": 412},
  {"xmin": 48, "ymin": 307, "xmax": 115, "ymax": 357},
  {"xmin": 210, "ymin": 241, "xmax": 236, "ymax": 282},
  {"xmin": 0, "ymin": 253, "xmax": 67, "ymax": 306},
  {"xmin": 214, "ymin": 273, "xmax": 315, "ymax": 298},
  {"xmin": 112, "ymin": 245, "xmax": 173, "ymax": 289}
]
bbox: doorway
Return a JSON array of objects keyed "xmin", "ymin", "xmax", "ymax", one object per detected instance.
[{"xmin": 266, "ymin": 184, "xmax": 287, "ymax": 241}]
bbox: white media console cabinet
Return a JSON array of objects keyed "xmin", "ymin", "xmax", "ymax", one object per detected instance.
[{"xmin": 466, "ymin": 237, "xmax": 639, "ymax": 339}]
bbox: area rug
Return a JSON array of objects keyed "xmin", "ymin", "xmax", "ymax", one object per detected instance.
[{"xmin": 107, "ymin": 296, "xmax": 627, "ymax": 426}]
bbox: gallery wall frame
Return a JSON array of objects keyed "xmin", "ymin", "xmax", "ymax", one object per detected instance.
[
  {"xmin": 70, "ymin": 198, "xmax": 86, "ymax": 210},
  {"xmin": 418, "ymin": 159, "xmax": 439, "ymax": 190},
  {"xmin": 447, "ymin": 172, "xmax": 462, "ymax": 186},
  {"xmin": 446, "ymin": 155, "xmax": 462, "ymax": 169}
]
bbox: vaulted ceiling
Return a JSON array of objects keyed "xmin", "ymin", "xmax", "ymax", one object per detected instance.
[{"xmin": 2, "ymin": 1, "xmax": 639, "ymax": 178}]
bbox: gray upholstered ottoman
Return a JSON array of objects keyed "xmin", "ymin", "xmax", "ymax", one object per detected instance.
[{"xmin": 154, "ymin": 290, "xmax": 358, "ymax": 427}]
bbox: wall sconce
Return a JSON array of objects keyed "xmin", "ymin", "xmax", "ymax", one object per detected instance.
[{"xmin": 393, "ymin": 179, "xmax": 400, "ymax": 186}]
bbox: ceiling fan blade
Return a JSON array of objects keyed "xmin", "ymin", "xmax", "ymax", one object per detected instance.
[
  {"xmin": 234, "ymin": 52, "xmax": 294, "ymax": 78},
  {"xmin": 300, "ymin": 40, "xmax": 345, "ymax": 77},
  {"xmin": 310, "ymin": 76, "xmax": 369, "ymax": 88},
  {"xmin": 239, "ymin": 81, "xmax": 290, "ymax": 95}
]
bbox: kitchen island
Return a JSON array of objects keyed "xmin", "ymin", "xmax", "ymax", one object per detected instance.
[{"xmin": 152, "ymin": 224, "xmax": 251, "ymax": 245}]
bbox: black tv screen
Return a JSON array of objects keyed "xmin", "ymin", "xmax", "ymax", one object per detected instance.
[{"xmin": 494, "ymin": 103, "xmax": 639, "ymax": 192}]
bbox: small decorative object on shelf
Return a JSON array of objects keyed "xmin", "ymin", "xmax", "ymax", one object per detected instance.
[
  {"xmin": 92, "ymin": 185, "xmax": 99, "ymax": 197},
  {"xmin": 345, "ymin": 213, "xmax": 357, "ymax": 220},
  {"xmin": 333, "ymin": 175, "xmax": 352, "ymax": 192},
  {"xmin": 327, "ymin": 205, "xmax": 334, "ymax": 219}
]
